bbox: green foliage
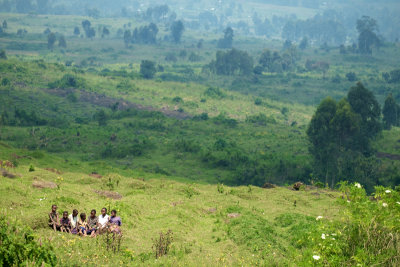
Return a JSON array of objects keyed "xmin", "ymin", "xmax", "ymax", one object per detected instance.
[
  {"xmin": 206, "ymin": 49, "xmax": 253, "ymax": 76},
  {"xmin": 171, "ymin": 20, "xmax": 184, "ymax": 43},
  {"xmin": 48, "ymin": 74, "xmax": 86, "ymax": 89},
  {"xmin": 204, "ymin": 87, "xmax": 225, "ymax": 99},
  {"xmin": 29, "ymin": 164, "xmax": 35, "ymax": 172},
  {"xmin": 217, "ymin": 27, "xmax": 234, "ymax": 49},
  {"xmin": 308, "ymin": 83, "xmax": 382, "ymax": 188},
  {"xmin": 298, "ymin": 182, "xmax": 400, "ymax": 266},
  {"xmin": 94, "ymin": 110, "xmax": 107, "ymax": 126},
  {"xmin": 140, "ymin": 60, "xmax": 157, "ymax": 79},
  {"xmin": 346, "ymin": 72, "xmax": 357, "ymax": 82},
  {"xmin": 0, "ymin": 215, "xmax": 57, "ymax": 266},
  {"xmin": 347, "ymin": 82, "xmax": 381, "ymax": 153},
  {"xmin": 152, "ymin": 230, "xmax": 174, "ymax": 259},
  {"xmin": 0, "ymin": 49, "xmax": 6, "ymax": 59},
  {"xmin": 1, "ymin": 77, "xmax": 10, "ymax": 86},
  {"xmin": 182, "ymin": 185, "xmax": 200, "ymax": 199},
  {"xmin": 47, "ymin": 33, "xmax": 56, "ymax": 50},
  {"xmin": 217, "ymin": 183, "xmax": 224, "ymax": 194},
  {"xmin": 357, "ymin": 16, "xmax": 380, "ymax": 54},
  {"xmin": 58, "ymin": 35, "xmax": 67, "ymax": 49},
  {"xmin": 382, "ymin": 93, "xmax": 399, "ymax": 129},
  {"xmin": 246, "ymin": 113, "xmax": 276, "ymax": 126}
]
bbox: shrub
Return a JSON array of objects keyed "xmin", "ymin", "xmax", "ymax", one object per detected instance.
[
  {"xmin": 0, "ymin": 50, "xmax": 6, "ymax": 59},
  {"xmin": 152, "ymin": 230, "xmax": 174, "ymax": 259},
  {"xmin": 192, "ymin": 112, "xmax": 209, "ymax": 121},
  {"xmin": 0, "ymin": 215, "xmax": 57, "ymax": 266},
  {"xmin": 29, "ymin": 164, "xmax": 35, "ymax": 172},
  {"xmin": 175, "ymin": 139, "xmax": 200, "ymax": 153},
  {"xmin": 254, "ymin": 98, "xmax": 263, "ymax": 105},
  {"xmin": 346, "ymin": 72, "xmax": 357, "ymax": 82},
  {"xmin": 297, "ymin": 182, "xmax": 400, "ymax": 266},
  {"xmin": 331, "ymin": 74, "xmax": 341, "ymax": 83},
  {"xmin": 1, "ymin": 77, "xmax": 10, "ymax": 86},
  {"xmin": 246, "ymin": 113, "xmax": 275, "ymax": 126},
  {"xmin": 165, "ymin": 53, "xmax": 177, "ymax": 62},
  {"xmin": 182, "ymin": 185, "xmax": 200, "ymax": 199},
  {"xmin": 140, "ymin": 60, "xmax": 157, "ymax": 79},
  {"xmin": 48, "ymin": 74, "xmax": 86, "ymax": 89},
  {"xmin": 212, "ymin": 113, "xmax": 237, "ymax": 127},
  {"xmin": 172, "ymin": 96, "xmax": 183, "ymax": 103},
  {"xmin": 204, "ymin": 87, "xmax": 225, "ymax": 99}
]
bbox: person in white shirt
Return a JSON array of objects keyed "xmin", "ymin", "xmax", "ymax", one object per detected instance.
[
  {"xmin": 98, "ymin": 207, "xmax": 110, "ymax": 234},
  {"xmin": 68, "ymin": 209, "xmax": 79, "ymax": 234}
]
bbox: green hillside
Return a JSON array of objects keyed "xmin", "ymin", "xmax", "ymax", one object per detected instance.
[
  {"xmin": 1, "ymin": 4, "xmax": 400, "ymax": 266},
  {"xmin": 0, "ymin": 144, "xmax": 341, "ymax": 266}
]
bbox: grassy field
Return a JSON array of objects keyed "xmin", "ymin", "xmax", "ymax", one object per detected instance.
[
  {"xmin": 0, "ymin": 144, "xmax": 341, "ymax": 266},
  {"xmin": 1, "ymin": 9, "xmax": 400, "ymax": 266}
]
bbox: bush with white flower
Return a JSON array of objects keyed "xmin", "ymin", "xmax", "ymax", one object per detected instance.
[{"xmin": 297, "ymin": 182, "xmax": 400, "ymax": 266}]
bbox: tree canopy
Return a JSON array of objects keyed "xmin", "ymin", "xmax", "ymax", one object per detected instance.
[
  {"xmin": 171, "ymin": 20, "xmax": 184, "ymax": 43},
  {"xmin": 307, "ymin": 83, "xmax": 382, "ymax": 190}
]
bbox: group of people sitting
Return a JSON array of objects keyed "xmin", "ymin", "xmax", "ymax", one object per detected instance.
[{"xmin": 48, "ymin": 205, "xmax": 122, "ymax": 237}]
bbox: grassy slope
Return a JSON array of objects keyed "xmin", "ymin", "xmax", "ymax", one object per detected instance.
[{"xmin": 0, "ymin": 144, "xmax": 340, "ymax": 266}]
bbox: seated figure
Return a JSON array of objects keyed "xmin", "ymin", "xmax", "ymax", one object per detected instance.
[
  {"xmin": 60, "ymin": 211, "xmax": 71, "ymax": 233},
  {"xmin": 48, "ymin": 204, "xmax": 60, "ymax": 231}
]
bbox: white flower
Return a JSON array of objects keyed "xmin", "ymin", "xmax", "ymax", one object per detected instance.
[
  {"xmin": 382, "ymin": 203, "xmax": 388, "ymax": 207},
  {"xmin": 316, "ymin": 216, "xmax": 323, "ymax": 221},
  {"xmin": 332, "ymin": 238, "xmax": 335, "ymax": 240},
  {"xmin": 321, "ymin": 234, "xmax": 326, "ymax": 240},
  {"xmin": 355, "ymin": 183, "xmax": 361, "ymax": 188},
  {"xmin": 347, "ymin": 200, "xmax": 351, "ymax": 203},
  {"xmin": 313, "ymin": 255, "xmax": 321, "ymax": 260},
  {"xmin": 385, "ymin": 190, "xmax": 391, "ymax": 193},
  {"xmin": 397, "ymin": 202, "xmax": 400, "ymax": 205}
]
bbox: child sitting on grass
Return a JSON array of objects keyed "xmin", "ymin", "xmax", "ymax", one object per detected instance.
[
  {"xmin": 69, "ymin": 209, "xmax": 79, "ymax": 235},
  {"xmin": 78, "ymin": 213, "xmax": 88, "ymax": 236},
  {"xmin": 48, "ymin": 204, "xmax": 60, "ymax": 231},
  {"xmin": 108, "ymin": 210, "xmax": 122, "ymax": 235},
  {"xmin": 87, "ymin": 209, "xmax": 99, "ymax": 237},
  {"xmin": 98, "ymin": 208, "xmax": 110, "ymax": 234},
  {"xmin": 60, "ymin": 211, "xmax": 71, "ymax": 234}
]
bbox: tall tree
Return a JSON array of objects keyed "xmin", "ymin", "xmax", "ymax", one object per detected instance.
[
  {"xmin": 171, "ymin": 20, "xmax": 184, "ymax": 43},
  {"xmin": 0, "ymin": 50, "xmax": 7, "ymax": 59},
  {"xmin": 347, "ymin": 82, "xmax": 381, "ymax": 154},
  {"xmin": 47, "ymin": 33, "xmax": 56, "ymax": 50},
  {"xmin": 140, "ymin": 60, "xmax": 157, "ymax": 79},
  {"xmin": 58, "ymin": 35, "xmax": 67, "ymax": 48},
  {"xmin": 102, "ymin": 27, "xmax": 110, "ymax": 38},
  {"xmin": 382, "ymin": 93, "xmax": 398, "ymax": 129},
  {"xmin": 217, "ymin": 27, "xmax": 234, "ymax": 49},
  {"xmin": 73, "ymin": 26, "xmax": 80, "ymax": 36},
  {"xmin": 307, "ymin": 97, "xmax": 338, "ymax": 186},
  {"xmin": 357, "ymin": 16, "xmax": 380, "ymax": 54},
  {"xmin": 82, "ymin": 20, "xmax": 95, "ymax": 39},
  {"xmin": 123, "ymin": 30, "xmax": 131, "ymax": 48}
]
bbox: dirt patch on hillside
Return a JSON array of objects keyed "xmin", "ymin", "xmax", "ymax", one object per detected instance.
[
  {"xmin": 227, "ymin": 213, "xmax": 241, "ymax": 218},
  {"xmin": 46, "ymin": 88, "xmax": 192, "ymax": 120},
  {"xmin": 89, "ymin": 172, "xmax": 103, "ymax": 178},
  {"xmin": 1, "ymin": 169, "xmax": 19, "ymax": 178},
  {"xmin": 32, "ymin": 180, "xmax": 57, "ymax": 189},
  {"xmin": 377, "ymin": 152, "xmax": 400, "ymax": 161},
  {"xmin": 45, "ymin": 168, "xmax": 62, "ymax": 174},
  {"xmin": 94, "ymin": 190, "xmax": 122, "ymax": 200}
]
